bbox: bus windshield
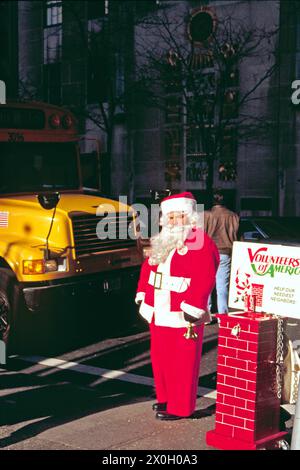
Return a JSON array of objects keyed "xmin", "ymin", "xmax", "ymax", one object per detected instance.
[{"xmin": 0, "ymin": 142, "xmax": 80, "ymax": 194}]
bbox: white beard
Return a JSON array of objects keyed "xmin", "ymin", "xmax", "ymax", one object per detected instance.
[{"xmin": 149, "ymin": 224, "xmax": 192, "ymax": 265}]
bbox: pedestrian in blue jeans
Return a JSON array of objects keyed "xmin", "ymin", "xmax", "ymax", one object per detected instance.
[{"xmin": 204, "ymin": 190, "xmax": 239, "ymax": 319}]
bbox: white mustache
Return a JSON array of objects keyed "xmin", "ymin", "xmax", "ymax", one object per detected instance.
[{"xmin": 165, "ymin": 225, "xmax": 190, "ymax": 234}]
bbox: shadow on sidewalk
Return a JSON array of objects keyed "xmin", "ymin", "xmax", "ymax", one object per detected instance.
[
  {"xmin": 0, "ymin": 377, "xmax": 152, "ymax": 448},
  {"xmin": 190, "ymin": 404, "xmax": 216, "ymax": 420}
]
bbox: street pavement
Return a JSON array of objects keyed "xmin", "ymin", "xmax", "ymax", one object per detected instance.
[
  {"xmin": 0, "ymin": 319, "xmax": 297, "ymax": 452},
  {"xmin": 0, "ymin": 392, "xmax": 217, "ymax": 451}
]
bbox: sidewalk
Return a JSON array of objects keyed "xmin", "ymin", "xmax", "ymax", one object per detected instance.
[
  {"xmin": 0, "ymin": 391, "xmax": 217, "ymax": 450},
  {"xmin": 0, "ymin": 389, "xmax": 294, "ymax": 451}
]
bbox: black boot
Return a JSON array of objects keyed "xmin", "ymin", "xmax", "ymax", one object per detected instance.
[
  {"xmin": 152, "ymin": 402, "xmax": 167, "ymax": 412},
  {"xmin": 156, "ymin": 411, "xmax": 187, "ymax": 421}
]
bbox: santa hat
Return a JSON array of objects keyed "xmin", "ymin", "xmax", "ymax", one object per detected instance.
[{"xmin": 160, "ymin": 192, "xmax": 196, "ymax": 215}]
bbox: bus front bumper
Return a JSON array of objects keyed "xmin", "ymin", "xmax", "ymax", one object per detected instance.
[{"xmin": 21, "ymin": 267, "xmax": 140, "ymax": 312}]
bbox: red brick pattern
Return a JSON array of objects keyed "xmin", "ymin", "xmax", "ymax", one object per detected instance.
[
  {"xmin": 213, "ymin": 313, "xmax": 280, "ymax": 444},
  {"xmin": 251, "ymin": 283, "xmax": 264, "ymax": 307}
]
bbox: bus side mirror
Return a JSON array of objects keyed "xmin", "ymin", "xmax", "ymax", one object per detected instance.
[
  {"xmin": 37, "ymin": 192, "xmax": 60, "ymax": 210},
  {"xmin": 37, "ymin": 192, "xmax": 61, "ymax": 260}
]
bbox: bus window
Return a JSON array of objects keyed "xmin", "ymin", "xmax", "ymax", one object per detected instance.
[{"xmin": 0, "ymin": 142, "xmax": 80, "ymax": 193}]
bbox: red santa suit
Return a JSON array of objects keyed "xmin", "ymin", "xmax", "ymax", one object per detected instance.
[{"xmin": 136, "ymin": 215, "xmax": 219, "ymax": 417}]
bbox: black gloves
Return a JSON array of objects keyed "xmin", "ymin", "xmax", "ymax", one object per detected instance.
[{"xmin": 183, "ymin": 312, "xmax": 197, "ymax": 323}]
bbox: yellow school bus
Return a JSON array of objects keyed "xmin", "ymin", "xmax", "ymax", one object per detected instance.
[{"xmin": 0, "ymin": 101, "xmax": 142, "ymax": 356}]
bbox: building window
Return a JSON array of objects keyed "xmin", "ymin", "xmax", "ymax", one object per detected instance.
[
  {"xmin": 44, "ymin": 1, "xmax": 62, "ymax": 65},
  {"xmin": 115, "ymin": 52, "xmax": 125, "ymax": 100},
  {"xmin": 45, "ymin": 0, "xmax": 62, "ymax": 27},
  {"xmin": 87, "ymin": 0, "xmax": 108, "ymax": 19},
  {"xmin": 222, "ymin": 90, "xmax": 238, "ymax": 120},
  {"xmin": 165, "ymin": 95, "xmax": 182, "ymax": 124},
  {"xmin": 163, "ymin": 63, "xmax": 182, "ymax": 94},
  {"xmin": 187, "ymin": 7, "xmax": 217, "ymax": 46},
  {"xmin": 218, "ymin": 161, "xmax": 236, "ymax": 181},
  {"xmin": 186, "ymin": 93, "xmax": 215, "ymax": 127},
  {"xmin": 87, "ymin": 50, "xmax": 109, "ymax": 103},
  {"xmin": 186, "ymin": 156, "xmax": 208, "ymax": 182},
  {"xmin": 221, "ymin": 127, "xmax": 237, "ymax": 159},
  {"xmin": 164, "ymin": 127, "xmax": 182, "ymax": 160},
  {"xmin": 165, "ymin": 161, "xmax": 181, "ymax": 183},
  {"xmin": 164, "ymin": 126, "xmax": 182, "ymax": 182},
  {"xmin": 186, "ymin": 125, "xmax": 207, "ymax": 157},
  {"xmin": 43, "ymin": 63, "xmax": 61, "ymax": 104},
  {"xmin": 295, "ymin": 9, "xmax": 300, "ymax": 77},
  {"xmin": 43, "ymin": 26, "xmax": 62, "ymax": 64},
  {"xmin": 185, "ymin": 125, "xmax": 209, "ymax": 182},
  {"xmin": 218, "ymin": 126, "xmax": 237, "ymax": 181},
  {"xmin": 135, "ymin": 0, "xmax": 160, "ymax": 17}
]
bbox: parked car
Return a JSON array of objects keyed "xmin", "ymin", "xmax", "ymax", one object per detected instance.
[{"xmin": 239, "ymin": 217, "xmax": 300, "ymax": 245}]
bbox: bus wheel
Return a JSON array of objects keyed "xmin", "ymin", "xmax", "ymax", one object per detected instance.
[
  {"xmin": 0, "ymin": 269, "xmax": 17, "ymax": 349},
  {"xmin": 0, "ymin": 290, "xmax": 10, "ymax": 344}
]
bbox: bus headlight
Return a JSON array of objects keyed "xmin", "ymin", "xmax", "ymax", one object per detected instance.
[
  {"xmin": 23, "ymin": 258, "xmax": 67, "ymax": 274},
  {"xmin": 23, "ymin": 260, "xmax": 46, "ymax": 275},
  {"xmin": 45, "ymin": 259, "xmax": 58, "ymax": 272}
]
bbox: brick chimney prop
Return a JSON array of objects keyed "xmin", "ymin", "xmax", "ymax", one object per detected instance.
[{"xmin": 206, "ymin": 311, "xmax": 288, "ymax": 450}]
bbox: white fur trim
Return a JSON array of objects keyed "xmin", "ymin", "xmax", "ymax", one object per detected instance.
[
  {"xmin": 139, "ymin": 301, "xmax": 154, "ymax": 323},
  {"xmin": 180, "ymin": 301, "xmax": 212, "ymax": 324},
  {"xmin": 154, "ymin": 310, "xmax": 189, "ymax": 328},
  {"xmin": 177, "ymin": 246, "xmax": 188, "ymax": 256},
  {"xmin": 135, "ymin": 292, "xmax": 145, "ymax": 304},
  {"xmin": 161, "ymin": 197, "xmax": 195, "ymax": 215}
]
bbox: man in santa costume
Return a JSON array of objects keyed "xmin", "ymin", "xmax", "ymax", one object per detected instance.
[{"xmin": 135, "ymin": 192, "xmax": 219, "ymax": 420}]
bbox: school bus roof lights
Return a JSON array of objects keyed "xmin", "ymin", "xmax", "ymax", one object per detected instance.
[
  {"xmin": 49, "ymin": 113, "xmax": 61, "ymax": 128},
  {"xmin": 62, "ymin": 114, "xmax": 73, "ymax": 129},
  {"xmin": 48, "ymin": 113, "xmax": 73, "ymax": 129}
]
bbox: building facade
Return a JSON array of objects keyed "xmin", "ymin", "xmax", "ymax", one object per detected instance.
[
  {"xmin": 133, "ymin": 0, "xmax": 300, "ymax": 216},
  {"xmin": 2, "ymin": 0, "xmax": 300, "ymax": 215},
  {"xmin": 132, "ymin": 0, "xmax": 280, "ymax": 213},
  {"xmin": 0, "ymin": 0, "xmax": 18, "ymax": 100}
]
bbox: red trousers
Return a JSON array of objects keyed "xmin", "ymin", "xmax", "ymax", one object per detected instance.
[{"xmin": 150, "ymin": 321, "xmax": 204, "ymax": 417}]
